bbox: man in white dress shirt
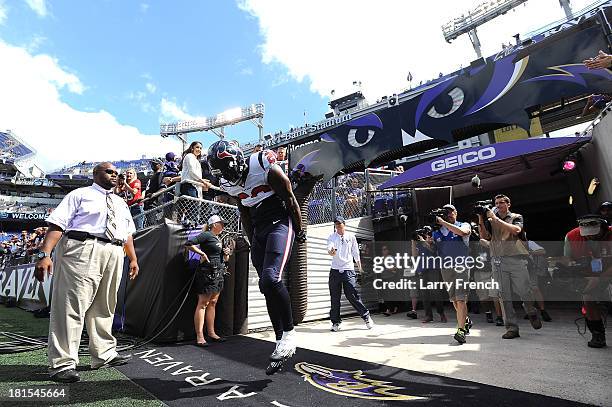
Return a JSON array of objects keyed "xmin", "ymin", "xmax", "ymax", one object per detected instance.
[
  {"xmin": 327, "ymin": 216, "xmax": 374, "ymax": 331},
  {"xmin": 34, "ymin": 162, "xmax": 139, "ymax": 383}
]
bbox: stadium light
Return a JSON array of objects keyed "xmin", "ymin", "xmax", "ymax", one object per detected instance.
[
  {"xmin": 160, "ymin": 103, "xmax": 265, "ymax": 141},
  {"xmin": 441, "ymin": 0, "xmax": 529, "ymax": 58}
]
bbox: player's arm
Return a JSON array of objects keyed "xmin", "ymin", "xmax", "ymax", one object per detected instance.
[{"xmin": 267, "ymin": 165, "xmax": 305, "ymax": 242}]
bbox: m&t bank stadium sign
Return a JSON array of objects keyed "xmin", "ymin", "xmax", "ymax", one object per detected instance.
[
  {"xmin": 0, "ymin": 212, "xmax": 49, "ymax": 221},
  {"xmin": 265, "ymin": 113, "xmax": 352, "ymax": 147}
]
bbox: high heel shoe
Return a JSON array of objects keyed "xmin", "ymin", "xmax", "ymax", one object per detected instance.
[
  {"xmin": 195, "ymin": 342, "xmax": 209, "ymax": 347},
  {"xmin": 208, "ymin": 337, "xmax": 226, "ymax": 343}
]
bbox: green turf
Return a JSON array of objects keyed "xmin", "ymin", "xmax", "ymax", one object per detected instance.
[{"xmin": 0, "ymin": 305, "xmax": 163, "ymax": 406}]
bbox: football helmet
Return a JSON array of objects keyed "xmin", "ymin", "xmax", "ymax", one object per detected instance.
[{"xmin": 207, "ymin": 140, "xmax": 248, "ymax": 184}]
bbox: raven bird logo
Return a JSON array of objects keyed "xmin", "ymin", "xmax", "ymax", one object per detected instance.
[{"xmin": 294, "ymin": 362, "xmax": 425, "ymax": 401}]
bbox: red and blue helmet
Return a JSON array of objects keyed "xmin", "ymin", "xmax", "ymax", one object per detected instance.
[{"xmin": 207, "ymin": 140, "xmax": 247, "ymax": 184}]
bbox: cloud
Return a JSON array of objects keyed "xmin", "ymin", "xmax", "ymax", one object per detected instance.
[
  {"xmin": 238, "ymin": 0, "xmax": 596, "ymax": 102},
  {"xmin": 24, "ymin": 0, "xmax": 47, "ymax": 17},
  {"xmin": 0, "ymin": 40, "xmax": 180, "ymax": 171},
  {"xmin": 22, "ymin": 34, "xmax": 47, "ymax": 52},
  {"xmin": 160, "ymin": 98, "xmax": 195, "ymax": 122},
  {"xmin": 145, "ymin": 82, "xmax": 156, "ymax": 93},
  {"xmin": 239, "ymin": 67, "xmax": 253, "ymax": 76},
  {"xmin": 0, "ymin": 1, "xmax": 7, "ymax": 25},
  {"xmin": 140, "ymin": 3, "xmax": 150, "ymax": 13}
]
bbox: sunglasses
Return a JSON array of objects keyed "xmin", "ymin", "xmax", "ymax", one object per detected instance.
[{"xmin": 104, "ymin": 169, "xmax": 119, "ymax": 176}]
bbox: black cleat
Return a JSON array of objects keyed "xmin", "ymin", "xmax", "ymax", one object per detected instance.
[{"xmin": 266, "ymin": 354, "xmax": 295, "ymax": 375}]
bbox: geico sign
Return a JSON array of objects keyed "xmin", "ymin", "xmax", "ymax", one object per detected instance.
[{"xmin": 431, "ymin": 147, "xmax": 496, "ymax": 172}]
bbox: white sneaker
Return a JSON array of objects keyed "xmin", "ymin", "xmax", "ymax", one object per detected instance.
[
  {"xmin": 365, "ymin": 315, "xmax": 375, "ymax": 329},
  {"xmin": 331, "ymin": 323, "xmax": 341, "ymax": 332}
]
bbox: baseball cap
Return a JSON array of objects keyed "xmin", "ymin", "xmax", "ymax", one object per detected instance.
[
  {"xmin": 599, "ymin": 201, "xmax": 612, "ymax": 211},
  {"xmin": 150, "ymin": 158, "xmax": 163, "ymax": 166},
  {"xmin": 165, "ymin": 152, "xmax": 176, "ymax": 161},
  {"xmin": 442, "ymin": 204, "xmax": 456, "ymax": 212},
  {"xmin": 207, "ymin": 215, "xmax": 226, "ymax": 226},
  {"xmin": 577, "ymin": 214, "xmax": 606, "ymax": 236},
  {"xmin": 334, "ymin": 216, "xmax": 346, "ymax": 224}
]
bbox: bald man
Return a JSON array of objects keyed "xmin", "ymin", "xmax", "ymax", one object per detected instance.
[{"xmin": 35, "ymin": 162, "xmax": 139, "ymax": 383}]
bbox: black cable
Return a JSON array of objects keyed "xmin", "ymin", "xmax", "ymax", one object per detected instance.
[{"xmin": 0, "ymin": 269, "xmax": 196, "ymax": 355}]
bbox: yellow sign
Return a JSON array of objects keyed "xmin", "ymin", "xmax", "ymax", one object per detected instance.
[{"xmin": 493, "ymin": 117, "xmax": 543, "ymax": 142}]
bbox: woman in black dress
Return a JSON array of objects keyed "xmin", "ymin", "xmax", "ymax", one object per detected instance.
[{"xmin": 186, "ymin": 215, "xmax": 231, "ymax": 346}]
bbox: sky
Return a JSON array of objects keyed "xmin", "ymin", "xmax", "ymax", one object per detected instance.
[{"xmin": 0, "ymin": 0, "xmax": 600, "ymax": 171}]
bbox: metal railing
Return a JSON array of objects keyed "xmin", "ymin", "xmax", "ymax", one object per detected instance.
[
  {"xmin": 304, "ymin": 169, "xmax": 408, "ymax": 225},
  {"xmin": 132, "ymin": 195, "xmax": 241, "ymax": 234}
]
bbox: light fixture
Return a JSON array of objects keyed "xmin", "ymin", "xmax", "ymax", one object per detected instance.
[
  {"xmin": 569, "ymin": 195, "xmax": 573, "ymax": 205},
  {"xmin": 587, "ymin": 177, "xmax": 600, "ymax": 195},
  {"xmin": 562, "ymin": 159, "xmax": 576, "ymax": 172}
]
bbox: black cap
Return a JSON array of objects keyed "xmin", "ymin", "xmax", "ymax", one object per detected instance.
[
  {"xmin": 334, "ymin": 216, "xmax": 346, "ymax": 224},
  {"xmin": 599, "ymin": 201, "xmax": 612, "ymax": 210},
  {"xmin": 577, "ymin": 214, "xmax": 606, "ymax": 223}
]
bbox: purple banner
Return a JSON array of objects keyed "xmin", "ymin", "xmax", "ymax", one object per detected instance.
[{"xmin": 380, "ymin": 136, "xmax": 590, "ymax": 189}]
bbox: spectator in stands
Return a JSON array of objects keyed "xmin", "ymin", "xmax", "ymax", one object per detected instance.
[
  {"xmin": 163, "ymin": 142, "xmax": 210, "ymax": 198},
  {"xmin": 200, "ymin": 155, "xmax": 220, "ymax": 201},
  {"xmin": 254, "ymin": 144, "xmax": 263, "ymax": 153},
  {"xmin": 114, "ymin": 173, "xmax": 128, "ymax": 199},
  {"xmin": 580, "ymin": 94, "xmax": 611, "ymax": 118},
  {"xmin": 584, "ymin": 50, "xmax": 612, "ymax": 70},
  {"xmin": 185, "ymin": 215, "xmax": 231, "ymax": 346},
  {"xmin": 143, "ymin": 159, "xmax": 166, "ymax": 211},
  {"xmin": 124, "ymin": 168, "xmax": 144, "ymax": 230},
  {"xmin": 345, "ymin": 177, "xmax": 364, "ymax": 217},
  {"xmin": 164, "ymin": 152, "xmax": 180, "ymax": 178},
  {"xmin": 562, "ymin": 214, "xmax": 612, "ymax": 348},
  {"xmin": 276, "ymin": 146, "xmax": 288, "ymax": 173}
]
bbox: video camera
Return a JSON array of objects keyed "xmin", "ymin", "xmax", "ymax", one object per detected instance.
[
  {"xmin": 473, "ymin": 200, "xmax": 493, "ymax": 216},
  {"xmin": 424, "ymin": 208, "xmax": 447, "ymax": 225},
  {"xmin": 412, "ymin": 225, "xmax": 433, "ymax": 240}
]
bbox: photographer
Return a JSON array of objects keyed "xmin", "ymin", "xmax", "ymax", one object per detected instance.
[
  {"xmin": 432, "ymin": 204, "xmax": 472, "ymax": 344},
  {"xmin": 478, "ymin": 194, "xmax": 542, "ymax": 339},
  {"xmin": 562, "ymin": 214, "xmax": 612, "ymax": 348},
  {"xmin": 412, "ymin": 227, "xmax": 447, "ymax": 323}
]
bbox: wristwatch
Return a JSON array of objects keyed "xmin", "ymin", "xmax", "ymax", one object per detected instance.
[{"xmin": 36, "ymin": 251, "xmax": 50, "ymax": 260}]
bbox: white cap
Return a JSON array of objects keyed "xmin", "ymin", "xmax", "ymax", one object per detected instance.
[{"xmin": 207, "ymin": 215, "xmax": 226, "ymax": 226}]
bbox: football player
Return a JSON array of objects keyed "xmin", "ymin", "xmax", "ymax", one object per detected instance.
[{"xmin": 207, "ymin": 140, "xmax": 306, "ymax": 374}]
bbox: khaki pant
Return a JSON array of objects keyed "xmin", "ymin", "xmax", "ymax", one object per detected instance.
[
  {"xmin": 492, "ymin": 256, "xmax": 536, "ymax": 333},
  {"xmin": 48, "ymin": 237, "xmax": 125, "ymax": 375}
]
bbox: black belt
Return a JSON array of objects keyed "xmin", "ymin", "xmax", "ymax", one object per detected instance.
[{"xmin": 65, "ymin": 231, "xmax": 123, "ymax": 246}]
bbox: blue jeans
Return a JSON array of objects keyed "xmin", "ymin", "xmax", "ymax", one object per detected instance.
[
  {"xmin": 180, "ymin": 183, "xmax": 199, "ymax": 198},
  {"xmin": 130, "ymin": 205, "xmax": 144, "ymax": 230},
  {"xmin": 329, "ymin": 268, "xmax": 369, "ymax": 324}
]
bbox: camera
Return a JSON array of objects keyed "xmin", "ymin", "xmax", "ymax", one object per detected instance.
[
  {"xmin": 473, "ymin": 200, "xmax": 492, "ymax": 216},
  {"xmin": 424, "ymin": 208, "xmax": 447, "ymax": 225},
  {"xmin": 412, "ymin": 225, "xmax": 432, "ymax": 240}
]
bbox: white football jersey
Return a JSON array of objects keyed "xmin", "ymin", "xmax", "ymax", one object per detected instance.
[{"xmin": 220, "ymin": 150, "xmax": 278, "ymax": 207}]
